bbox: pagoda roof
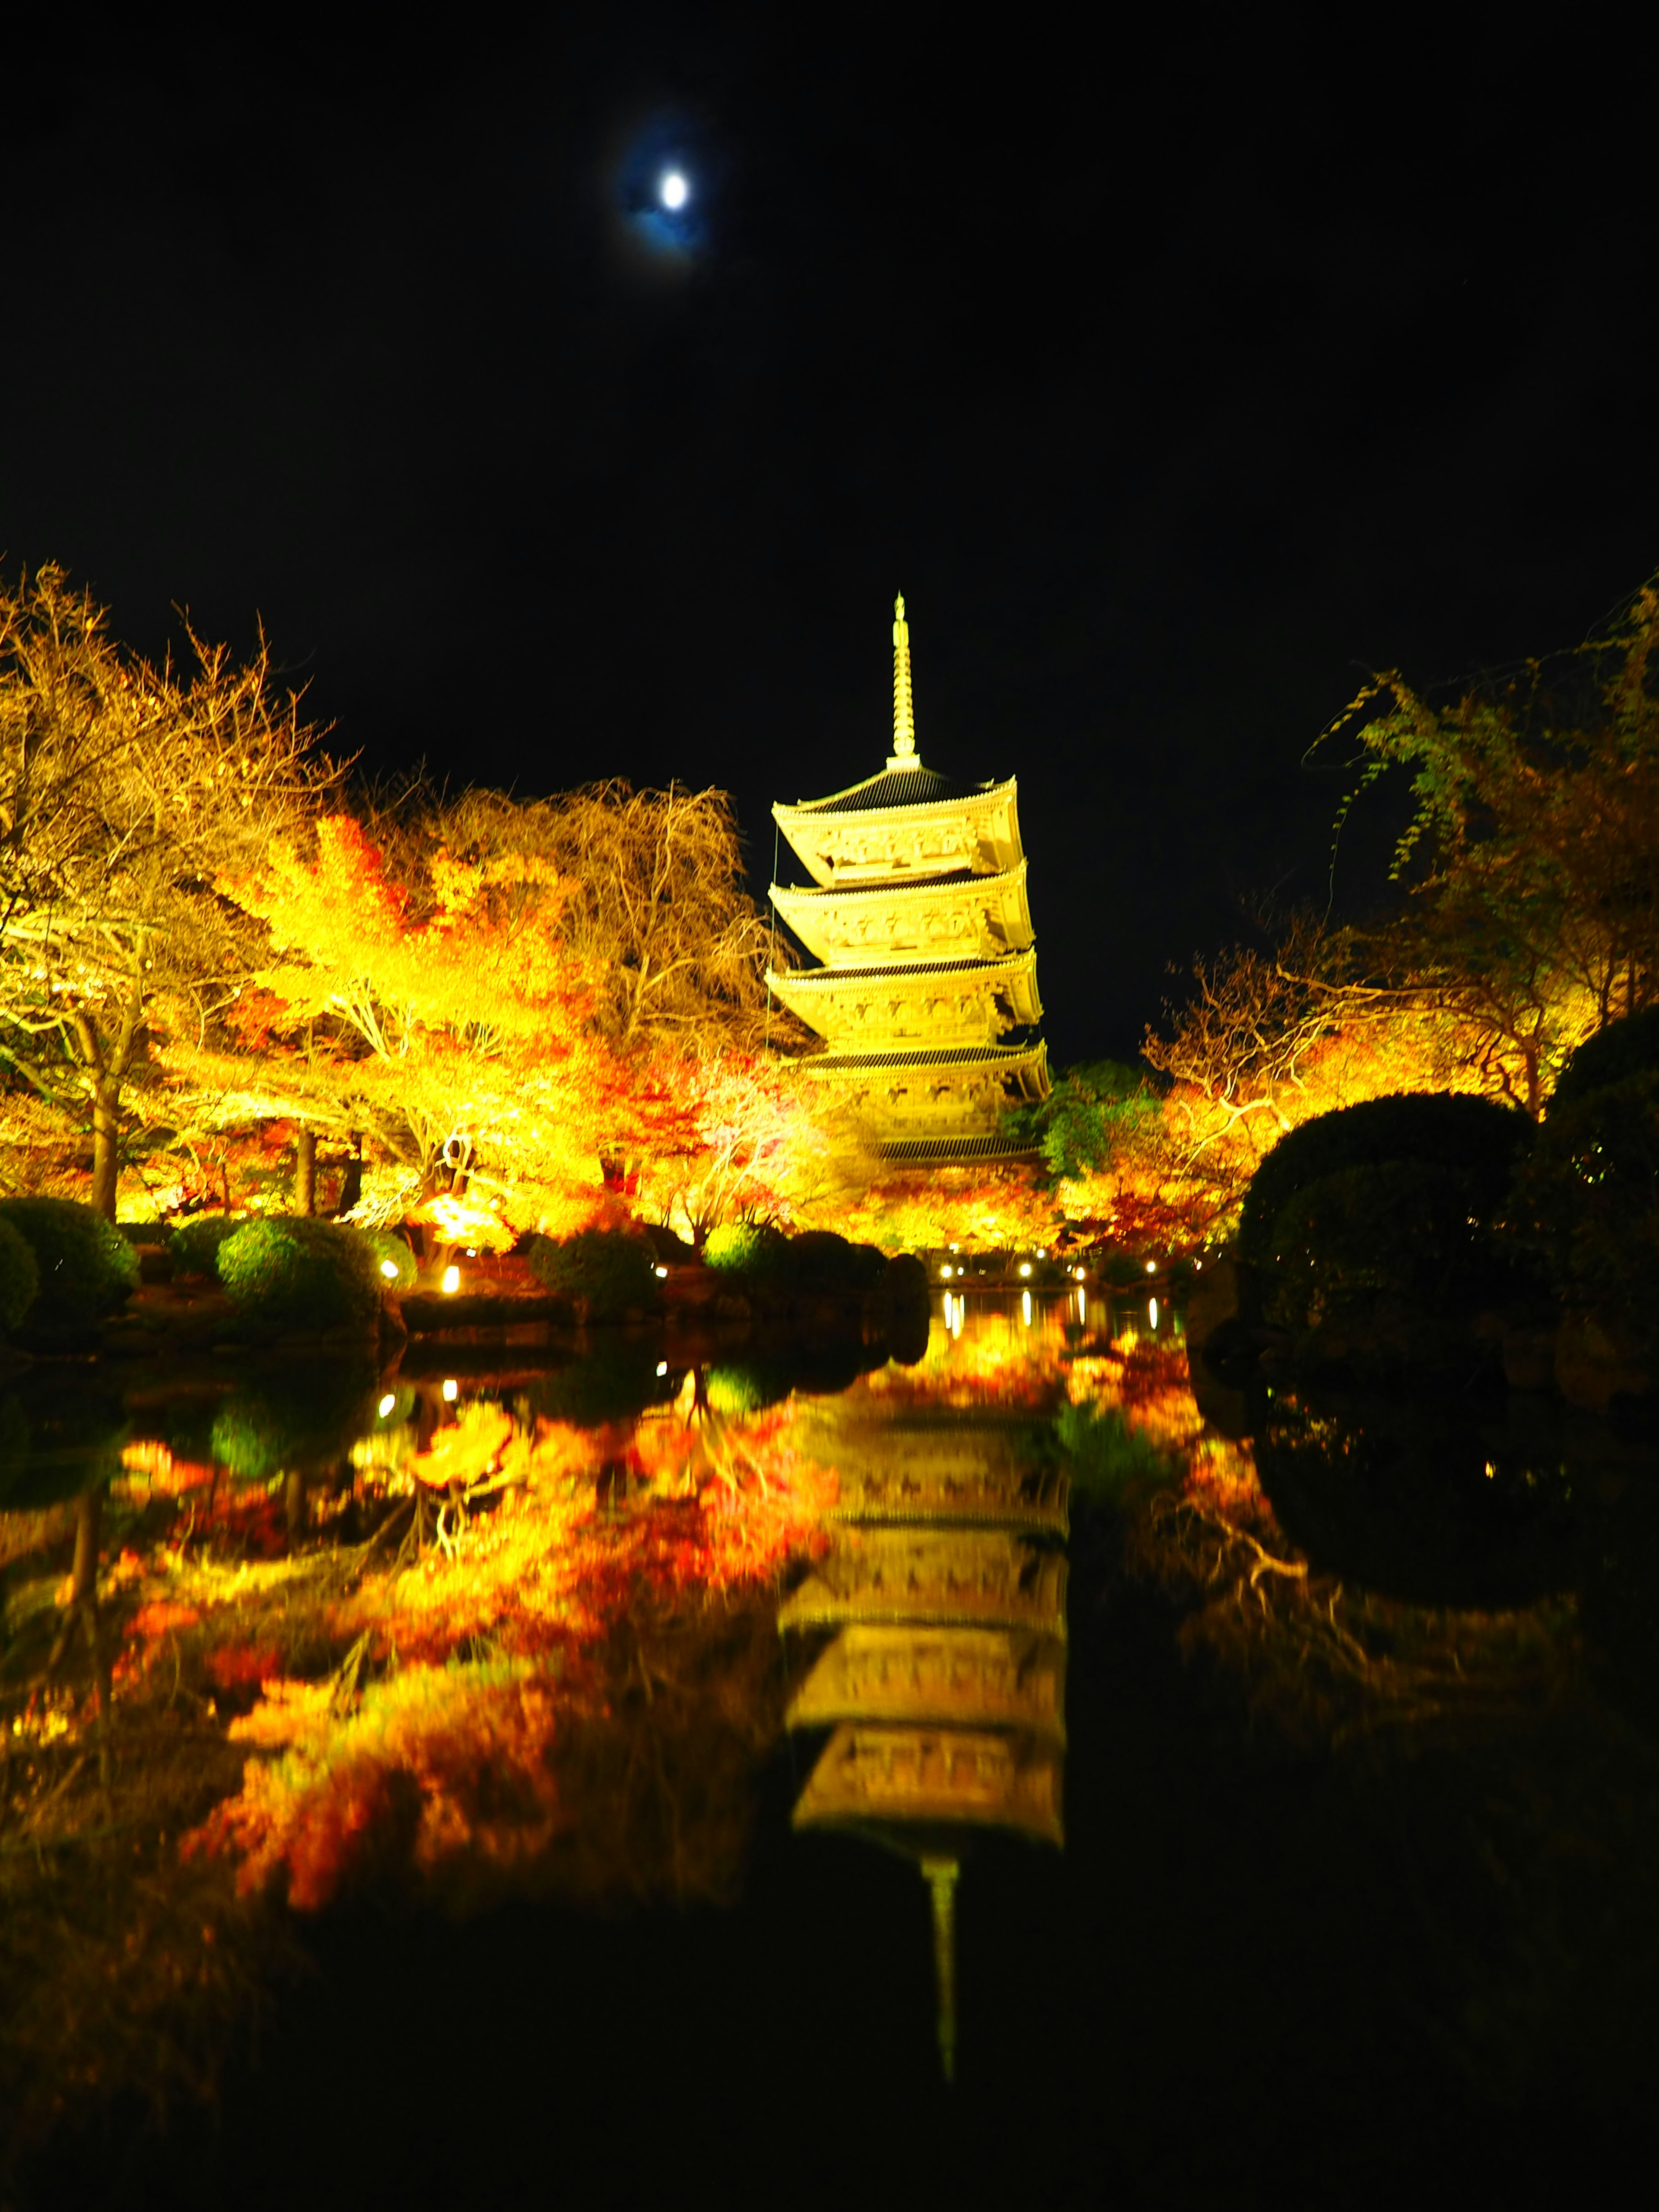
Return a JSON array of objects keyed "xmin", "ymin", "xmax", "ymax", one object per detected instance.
[
  {"xmin": 877, "ymin": 1134, "xmax": 1043, "ymax": 1165},
  {"xmin": 779, "ymin": 766, "xmax": 1014, "ymax": 817},
  {"xmin": 805, "ymin": 1040, "xmax": 1048, "ymax": 1074},
  {"xmin": 767, "ymin": 949, "xmax": 1037, "ymax": 988},
  {"xmin": 772, "ymin": 860, "xmax": 1024, "ymax": 909}
]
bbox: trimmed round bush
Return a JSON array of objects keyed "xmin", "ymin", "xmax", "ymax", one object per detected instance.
[
  {"xmin": 169, "ymin": 1213, "xmax": 245, "ymax": 1278},
  {"xmin": 361, "ymin": 1227, "xmax": 417, "ymax": 1292},
  {"xmin": 1262, "ymin": 1158, "xmax": 1519, "ymax": 1336},
  {"xmin": 0, "ymin": 1198, "xmax": 139, "ymax": 1347},
  {"xmin": 787, "ymin": 1230, "xmax": 889, "ymax": 1292},
  {"xmin": 215, "ymin": 1215, "xmax": 382, "ymax": 1332},
  {"xmin": 1551, "ymin": 1006, "xmax": 1659, "ymax": 1112},
  {"xmin": 703, "ymin": 1222, "xmax": 790, "ymax": 1281},
  {"xmin": 526, "ymin": 1227, "xmax": 660, "ymax": 1320},
  {"xmin": 1239, "ymin": 1093, "xmax": 1532, "ymax": 1267},
  {"xmin": 0, "ymin": 1217, "xmax": 40, "ymax": 1336},
  {"xmin": 1508, "ymin": 1068, "xmax": 1659, "ymax": 1357}
]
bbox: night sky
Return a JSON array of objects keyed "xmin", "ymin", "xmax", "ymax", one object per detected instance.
[{"xmin": 8, "ymin": 11, "xmax": 1657, "ymax": 1063}]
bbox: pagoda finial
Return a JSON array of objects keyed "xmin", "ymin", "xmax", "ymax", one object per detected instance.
[{"xmin": 889, "ymin": 591, "xmax": 919, "ymax": 769}]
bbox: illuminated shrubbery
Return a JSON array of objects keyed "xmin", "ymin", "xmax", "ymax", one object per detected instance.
[
  {"xmin": 0, "ymin": 1197, "xmax": 138, "ymax": 1348},
  {"xmin": 703, "ymin": 1224, "xmax": 884, "ymax": 1296},
  {"xmin": 702, "ymin": 1221, "xmax": 789, "ymax": 1280},
  {"xmin": 527, "ymin": 1227, "xmax": 661, "ymax": 1320},
  {"xmin": 360, "ymin": 1227, "xmax": 417, "ymax": 1292},
  {"xmin": 215, "ymin": 1216, "xmax": 382, "ymax": 1332},
  {"xmin": 169, "ymin": 1214, "xmax": 245, "ymax": 1278}
]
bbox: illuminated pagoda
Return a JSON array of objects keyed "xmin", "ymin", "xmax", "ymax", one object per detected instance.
[{"xmin": 767, "ymin": 597, "xmax": 1050, "ymax": 1160}]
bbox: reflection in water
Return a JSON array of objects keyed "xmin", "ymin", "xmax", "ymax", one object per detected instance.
[{"xmin": 781, "ymin": 1291, "xmax": 1090, "ymax": 2079}]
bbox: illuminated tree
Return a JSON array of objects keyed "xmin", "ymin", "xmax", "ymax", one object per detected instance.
[
  {"xmin": 1317, "ymin": 576, "xmax": 1659, "ymax": 1109},
  {"xmin": 0, "ymin": 566, "xmax": 331, "ymax": 1215},
  {"xmin": 435, "ymin": 781, "xmax": 791, "ymax": 1052},
  {"xmin": 225, "ymin": 814, "xmax": 644, "ymax": 1236}
]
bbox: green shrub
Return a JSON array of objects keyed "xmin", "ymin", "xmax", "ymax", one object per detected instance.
[
  {"xmin": 787, "ymin": 1230, "xmax": 888, "ymax": 1292},
  {"xmin": 361, "ymin": 1227, "xmax": 417, "ymax": 1292},
  {"xmin": 526, "ymin": 1227, "xmax": 660, "ymax": 1320},
  {"xmin": 0, "ymin": 1198, "xmax": 139, "ymax": 1347},
  {"xmin": 702, "ymin": 1224, "xmax": 885, "ymax": 1295},
  {"xmin": 1508, "ymin": 1068, "xmax": 1659, "ymax": 1356},
  {"xmin": 1261, "ymin": 1158, "xmax": 1519, "ymax": 1335},
  {"xmin": 1551, "ymin": 1006, "xmax": 1659, "ymax": 1111},
  {"xmin": 215, "ymin": 1215, "xmax": 382, "ymax": 1332},
  {"xmin": 703, "ymin": 1222, "xmax": 790, "ymax": 1281},
  {"xmin": 0, "ymin": 1217, "xmax": 40, "ymax": 1336},
  {"xmin": 169, "ymin": 1214, "xmax": 245, "ymax": 1278},
  {"xmin": 1238, "ymin": 1092, "xmax": 1532, "ymax": 1267}
]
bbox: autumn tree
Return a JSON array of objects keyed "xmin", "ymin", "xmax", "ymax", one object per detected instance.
[
  {"xmin": 0, "ymin": 566, "xmax": 331, "ymax": 1216},
  {"xmin": 434, "ymin": 782, "xmax": 788, "ymax": 1052},
  {"xmin": 223, "ymin": 813, "xmax": 669, "ymax": 1237},
  {"xmin": 1315, "ymin": 575, "xmax": 1659, "ymax": 1109}
]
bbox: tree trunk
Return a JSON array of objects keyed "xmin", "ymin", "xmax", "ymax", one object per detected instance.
[
  {"xmin": 295, "ymin": 1128, "xmax": 317, "ymax": 1215},
  {"xmin": 89, "ymin": 1077, "xmax": 121, "ymax": 1222}
]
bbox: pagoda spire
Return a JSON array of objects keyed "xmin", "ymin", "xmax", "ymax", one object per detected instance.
[{"xmin": 888, "ymin": 592, "xmax": 919, "ymax": 769}]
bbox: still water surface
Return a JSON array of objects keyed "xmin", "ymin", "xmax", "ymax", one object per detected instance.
[{"xmin": 4, "ymin": 1289, "xmax": 1656, "ymax": 2202}]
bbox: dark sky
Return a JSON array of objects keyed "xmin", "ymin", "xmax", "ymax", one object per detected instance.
[{"xmin": 8, "ymin": 10, "xmax": 1658, "ymax": 1063}]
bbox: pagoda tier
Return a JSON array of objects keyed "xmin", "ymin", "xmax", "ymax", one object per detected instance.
[
  {"xmin": 769, "ymin": 860, "xmax": 1034, "ymax": 970},
  {"xmin": 801, "ymin": 1040, "xmax": 1050, "ymax": 1144},
  {"xmin": 771, "ymin": 596, "xmax": 1050, "ymax": 1157},
  {"xmin": 772, "ymin": 768, "xmax": 1023, "ymax": 889},
  {"xmin": 766, "ymin": 949, "xmax": 1042, "ymax": 1054}
]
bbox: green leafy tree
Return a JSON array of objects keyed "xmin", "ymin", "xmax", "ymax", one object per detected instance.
[{"xmin": 1004, "ymin": 1059, "xmax": 1162, "ymax": 1180}]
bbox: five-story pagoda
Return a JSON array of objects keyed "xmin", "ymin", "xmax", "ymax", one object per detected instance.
[{"xmin": 767, "ymin": 597, "xmax": 1050, "ymax": 1161}]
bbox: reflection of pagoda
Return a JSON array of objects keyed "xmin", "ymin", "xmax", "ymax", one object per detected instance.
[
  {"xmin": 767, "ymin": 597, "xmax": 1050, "ymax": 1163},
  {"xmin": 779, "ymin": 1399, "xmax": 1069, "ymax": 2080}
]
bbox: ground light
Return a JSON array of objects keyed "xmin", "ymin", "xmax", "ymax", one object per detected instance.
[
  {"xmin": 379, "ymin": 1260, "xmax": 399, "ymax": 1280},
  {"xmin": 654, "ymin": 1266, "xmax": 669, "ymax": 1279},
  {"xmin": 377, "ymin": 1393, "xmax": 396, "ymax": 1417},
  {"xmin": 441, "ymin": 1379, "xmax": 458, "ymax": 1402},
  {"xmin": 442, "ymin": 1265, "xmax": 461, "ymax": 1294}
]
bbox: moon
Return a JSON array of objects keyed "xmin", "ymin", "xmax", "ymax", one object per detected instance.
[{"xmin": 660, "ymin": 171, "xmax": 690, "ymax": 211}]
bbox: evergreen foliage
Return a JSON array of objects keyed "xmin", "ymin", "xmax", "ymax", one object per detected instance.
[
  {"xmin": 1238, "ymin": 1092, "xmax": 1531, "ymax": 1266},
  {"xmin": 169, "ymin": 1214, "xmax": 245, "ymax": 1278},
  {"xmin": 361, "ymin": 1227, "xmax": 416, "ymax": 1292},
  {"xmin": 1261, "ymin": 1158, "xmax": 1521, "ymax": 1337},
  {"xmin": 1551, "ymin": 1004, "xmax": 1659, "ymax": 1111},
  {"xmin": 525, "ymin": 1227, "xmax": 661, "ymax": 1319},
  {"xmin": 1004, "ymin": 1060, "xmax": 1160, "ymax": 1180},
  {"xmin": 214, "ymin": 1215, "xmax": 382, "ymax": 1331},
  {"xmin": 1509, "ymin": 1070, "xmax": 1659, "ymax": 1353},
  {"xmin": 702, "ymin": 1222, "xmax": 790, "ymax": 1279},
  {"xmin": 0, "ymin": 1197, "xmax": 138, "ymax": 1345}
]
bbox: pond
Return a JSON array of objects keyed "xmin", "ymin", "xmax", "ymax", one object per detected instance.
[{"xmin": 3, "ymin": 1289, "xmax": 1657, "ymax": 2204}]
